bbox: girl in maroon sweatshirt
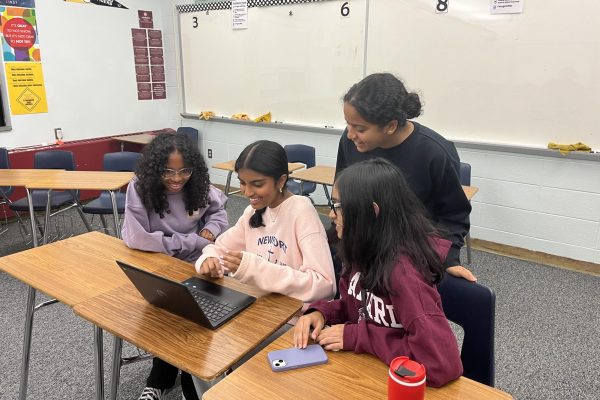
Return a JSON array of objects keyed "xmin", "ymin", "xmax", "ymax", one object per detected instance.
[{"xmin": 294, "ymin": 158, "xmax": 463, "ymax": 387}]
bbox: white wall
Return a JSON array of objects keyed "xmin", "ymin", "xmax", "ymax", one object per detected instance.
[{"xmin": 0, "ymin": 0, "xmax": 180, "ymax": 149}]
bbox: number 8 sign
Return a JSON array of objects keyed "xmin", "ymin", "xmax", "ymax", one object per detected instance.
[{"xmin": 436, "ymin": 0, "xmax": 449, "ymax": 14}]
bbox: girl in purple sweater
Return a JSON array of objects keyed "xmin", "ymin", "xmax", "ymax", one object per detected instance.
[
  {"xmin": 294, "ymin": 158, "xmax": 463, "ymax": 388},
  {"xmin": 121, "ymin": 133, "xmax": 227, "ymax": 400}
]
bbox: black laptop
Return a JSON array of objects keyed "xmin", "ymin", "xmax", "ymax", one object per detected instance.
[{"xmin": 116, "ymin": 260, "xmax": 256, "ymax": 329}]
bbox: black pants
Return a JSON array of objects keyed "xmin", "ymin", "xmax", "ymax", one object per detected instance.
[{"xmin": 146, "ymin": 357, "xmax": 199, "ymax": 400}]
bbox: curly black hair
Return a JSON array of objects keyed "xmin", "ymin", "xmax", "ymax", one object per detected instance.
[
  {"xmin": 343, "ymin": 72, "xmax": 422, "ymax": 128},
  {"xmin": 135, "ymin": 132, "xmax": 210, "ymax": 218}
]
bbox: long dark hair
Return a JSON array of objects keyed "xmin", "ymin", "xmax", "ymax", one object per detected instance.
[
  {"xmin": 343, "ymin": 72, "xmax": 422, "ymax": 128},
  {"xmin": 135, "ymin": 133, "xmax": 210, "ymax": 218},
  {"xmin": 235, "ymin": 140, "xmax": 288, "ymax": 228},
  {"xmin": 336, "ymin": 158, "xmax": 444, "ymax": 294}
]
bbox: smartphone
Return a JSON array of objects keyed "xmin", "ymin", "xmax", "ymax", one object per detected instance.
[{"xmin": 267, "ymin": 344, "xmax": 328, "ymax": 372}]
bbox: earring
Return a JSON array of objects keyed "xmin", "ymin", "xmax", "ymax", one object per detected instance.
[{"xmin": 279, "ymin": 187, "xmax": 283, "ymax": 193}]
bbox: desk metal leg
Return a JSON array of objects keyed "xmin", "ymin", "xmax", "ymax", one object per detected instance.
[
  {"xmin": 224, "ymin": 171, "xmax": 233, "ymax": 196},
  {"xmin": 322, "ymin": 184, "xmax": 332, "ymax": 207},
  {"xmin": 43, "ymin": 190, "xmax": 53, "ymax": 245},
  {"xmin": 18, "ymin": 286, "xmax": 37, "ymax": 400},
  {"xmin": 94, "ymin": 326, "xmax": 105, "ymax": 400},
  {"xmin": 109, "ymin": 191, "xmax": 121, "ymax": 239},
  {"xmin": 109, "ymin": 337, "xmax": 123, "ymax": 400},
  {"xmin": 26, "ymin": 189, "xmax": 38, "ymax": 248}
]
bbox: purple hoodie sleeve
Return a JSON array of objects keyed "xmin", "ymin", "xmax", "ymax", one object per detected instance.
[{"xmin": 198, "ymin": 186, "xmax": 228, "ymax": 238}]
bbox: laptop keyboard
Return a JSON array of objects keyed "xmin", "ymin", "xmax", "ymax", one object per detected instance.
[{"xmin": 188, "ymin": 288, "xmax": 238, "ymax": 323}]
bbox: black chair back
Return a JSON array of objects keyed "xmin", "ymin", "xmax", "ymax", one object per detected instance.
[
  {"xmin": 103, "ymin": 152, "xmax": 141, "ymax": 172},
  {"xmin": 176, "ymin": 127, "xmax": 199, "ymax": 144},
  {"xmin": 284, "ymin": 144, "xmax": 317, "ymax": 195},
  {"xmin": 459, "ymin": 162, "xmax": 471, "ymax": 186},
  {"xmin": 34, "ymin": 150, "xmax": 75, "ymax": 170},
  {"xmin": 437, "ymin": 274, "xmax": 496, "ymax": 386},
  {"xmin": 0, "ymin": 147, "xmax": 14, "ymax": 197}
]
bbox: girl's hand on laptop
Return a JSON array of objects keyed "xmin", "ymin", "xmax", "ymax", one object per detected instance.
[
  {"xmin": 220, "ymin": 250, "xmax": 243, "ymax": 273},
  {"xmin": 199, "ymin": 257, "xmax": 224, "ymax": 278}
]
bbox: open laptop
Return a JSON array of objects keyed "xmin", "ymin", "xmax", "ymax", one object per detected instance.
[{"xmin": 116, "ymin": 260, "xmax": 256, "ymax": 329}]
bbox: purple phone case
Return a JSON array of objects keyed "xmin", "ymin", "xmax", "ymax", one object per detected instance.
[{"xmin": 267, "ymin": 344, "xmax": 328, "ymax": 372}]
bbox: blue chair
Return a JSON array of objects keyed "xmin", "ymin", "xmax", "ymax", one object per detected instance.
[
  {"xmin": 284, "ymin": 144, "xmax": 316, "ymax": 197},
  {"xmin": 9, "ymin": 150, "xmax": 91, "ymax": 240},
  {"xmin": 82, "ymin": 152, "xmax": 141, "ymax": 234},
  {"xmin": 0, "ymin": 147, "xmax": 28, "ymax": 235},
  {"xmin": 437, "ymin": 274, "xmax": 496, "ymax": 386},
  {"xmin": 177, "ymin": 127, "xmax": 199, "ymax": 146},
  {"xmin": 459, "ymin": 162, "xmax": 473, "ymax": 264}
]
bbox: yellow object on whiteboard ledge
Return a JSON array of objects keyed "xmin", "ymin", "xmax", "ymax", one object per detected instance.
[
  {"xmin": 199, "ymin": 111, "xmax": 215, "ymax": 120},
  {"xmin": 231, "ymin": 113, "xmax": 250, "ymax": 120},
  {"xmin": 547, "ymin": 142, "xmax": 592, "ymax": 155},
  {"xmin": 254, "ymin": 112, "xmax": 272, "ymax": 123}
]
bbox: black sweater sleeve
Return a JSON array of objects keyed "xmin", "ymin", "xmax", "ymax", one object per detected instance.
[{"xmin": 430, "ymin": 155, "xmax": 471, "ymax": 268}]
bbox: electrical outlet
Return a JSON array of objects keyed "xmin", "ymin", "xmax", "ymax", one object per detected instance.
[
  {"xmin": 208, "ymin": 149, "xmax": 213, "ymax": 158},
  {"xmin": 54, "ymin": 128, "xmax": 63, "ymax": 140}
]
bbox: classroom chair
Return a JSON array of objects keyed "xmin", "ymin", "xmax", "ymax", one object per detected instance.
[
  {"xmin": 0, "ymin": 148, "xmax": 29, "ymax": 236},
  {"xmin": 9, "ymin": 150, "xmax": 92, "ymax": 242},
  {"xmin": 460, "ymin": 162, "xmax": 473, "ymax": 264},
  {"xmin": 177, "ymin": 126, "xmax": 199, "ymax": 146},
  {"xmin": 82, "ymin": 152, "xmax": 141, "ymax": 235},
  {"xmin": 284, "ymin": 144, "xmax": 316, "ymax": 197},
  {"xmin": 437, "ymin": 274, "xmax": 496, "ymax": 387}
]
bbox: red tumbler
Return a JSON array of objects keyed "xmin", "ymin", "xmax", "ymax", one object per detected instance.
[{"xmin": 387, "ymin": 356, "xmax": 426, "ymax": 400}]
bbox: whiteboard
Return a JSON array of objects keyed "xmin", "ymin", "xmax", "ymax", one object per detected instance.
[
  {"xmin": 179, "ymin": 0, "xmax": 366, "ymax": 128},
  {"xmin": 367, "ymin": 0, "xmax": 600, "ymax": 149}
]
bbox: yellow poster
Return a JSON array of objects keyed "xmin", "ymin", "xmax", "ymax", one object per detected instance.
[{"xmin": 4, "ymin": 61, "xmax": 48, "ymax": 114}]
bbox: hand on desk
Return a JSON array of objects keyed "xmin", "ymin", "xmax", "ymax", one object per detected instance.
[
  {"xmin": 315, "ymin": 324, "xmax": 344, "ymax": 351},
  {"xmin": 446, "ymin": 265, "xmax": 477, "ymax": 282},
  {"xmin": 294, "ymin": 311, "xmax": 325, "ymax": 349}
]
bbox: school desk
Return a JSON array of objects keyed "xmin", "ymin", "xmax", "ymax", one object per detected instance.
[
  {"xmin": 0, "ymin": 231, "xmax": 173, "ymax": 400},
  {"xmin": 203, "ymin": 329, "xmax": 513, "ymax": 400},
  {"xmin": 212, "ymin": 160, "xmax": 304, "ymax": 196},
  {"xmin": 112, "ymin": 132, "xmax": 157, "ymax": 151},
  {"xmin": 73, "ymin": 258, "xmax": 302, "ymax": 400},
  {"xmin": 289, "ymin": 165, "xmax": 479, "ymax": 206},
  {"xmin": 25, "ymin": 170, "xmax": 134, "ymax": 245}
]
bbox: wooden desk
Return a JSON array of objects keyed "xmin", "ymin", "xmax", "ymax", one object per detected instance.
[
  {"xmin": 112, "ymin": 133, "xmax": 157, "ymax": 150},
  {"xmin": 26, "ymin": 170, "xmax": 133, "ymax": 245},
  {"xmin": 0, "ymin": 169, "xmax": 64, "ymax": 186},
  {"xmin": 289, "ymin": 165, "xmax": 336, "ymax": 206},
  {"xmin": 204, "ymin": 330, "xmax": 512, "ymax": 400},
  {"xmin": 213, "ymin": 160, "xmax": 304, "ymax": 196},
  {"xmin": 289, "ymin": 165, "xmax": 480, "ymax": 205},
  {"xmin": 73, "ymin": 261, "xmax": 302, "ymax": 400},
  {"xmin": 0, "ymin": 232, "xmax": 174, "ymax": 400}
]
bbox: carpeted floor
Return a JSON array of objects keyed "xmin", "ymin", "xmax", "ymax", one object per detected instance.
[{"xmin": 1, "ymin": 194, "xmax": 599, "ymax": 399}]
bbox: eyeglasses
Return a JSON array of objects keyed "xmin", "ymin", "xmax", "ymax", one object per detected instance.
[
  {"xmin": 162, "ymin": 168, "xmax": 193, "ymax": 179},
  {"xmin": 330, "ymin": 202, "xmax": 342, "ymax": 216}
]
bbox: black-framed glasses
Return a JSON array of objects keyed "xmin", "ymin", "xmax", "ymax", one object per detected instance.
[
  {"xmin": 162, "ymin": 168, "xmax": 193, "ymax": 179},
  {"xmin": 330, "ymin": 202, "xmax": 342, "ymax": 216}
]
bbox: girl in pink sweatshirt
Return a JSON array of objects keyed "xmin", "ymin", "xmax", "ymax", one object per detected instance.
[
  {"xmin": 196, "ymin": 140, "xmax": 336, "ymax": 305},
  {"xmin": 294, "ymin": 158, "xmax": 463, "ymax": 388}
]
